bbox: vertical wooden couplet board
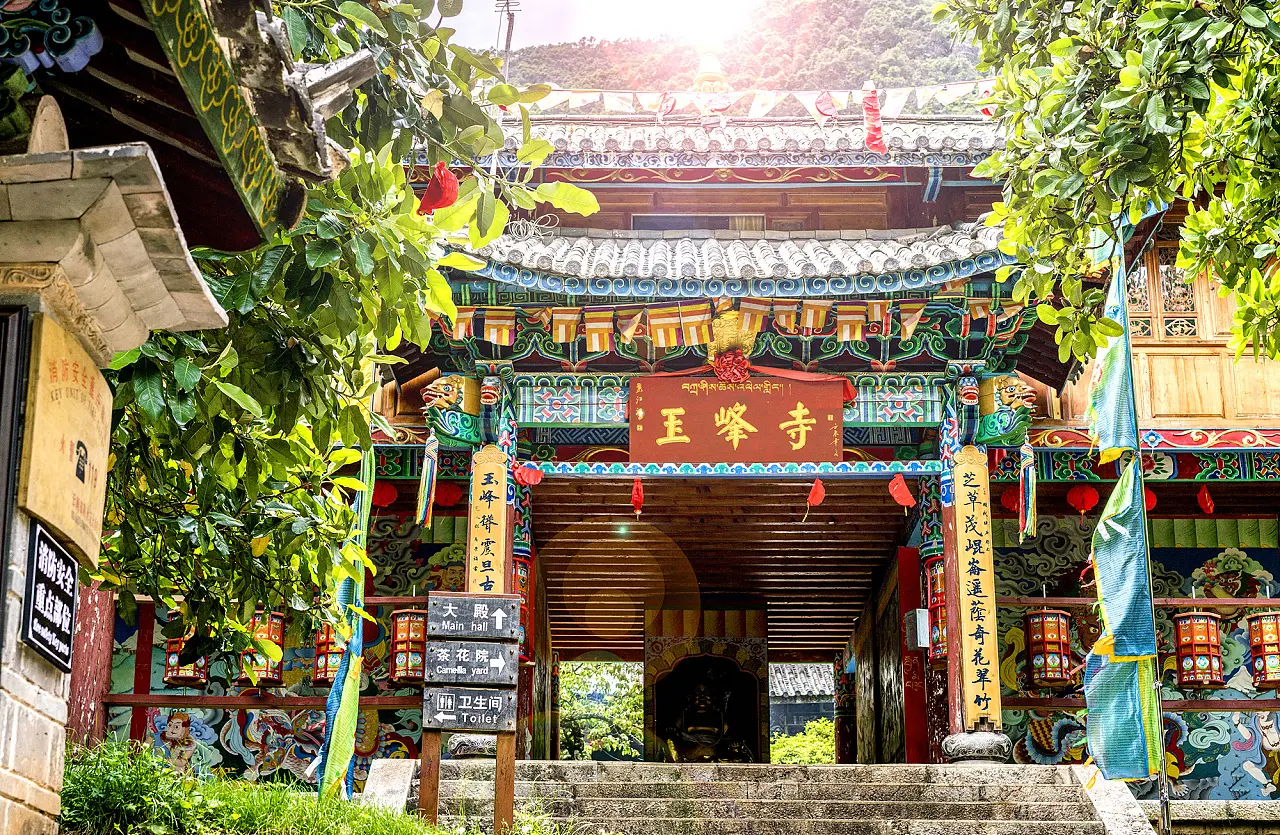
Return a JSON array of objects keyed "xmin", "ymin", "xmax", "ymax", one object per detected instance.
[
  {"xmin": 417, "ymin": 592, "xmax": 521, "ymax": 834},
  {"xmin": 467, "ymin": 444, "xmax": 510, "ymax": 594},
  {"xmin": 952, "ymin": 445, "xmax": 1001, "ymax": 729}
]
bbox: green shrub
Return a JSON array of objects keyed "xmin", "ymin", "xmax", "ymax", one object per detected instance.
[
  {"xmin": 61, "ymin": 739, "xmax": 206, "ymax": 834},
  {"xmin": 769, "ymin": 717, "xmax": 835, "ymax": 764}
]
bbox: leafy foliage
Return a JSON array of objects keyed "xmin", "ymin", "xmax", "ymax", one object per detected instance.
[
  {"xmin": 503, "ymin": 0, "xmax": 978, "ymax": 93},
  {"xmin": 98, "ymin": 0, "xmax": 596, "ymax": 648},
  {"xmin": 61, "ymin": 740, "xmax": 207, "ymax": 834},
  {"xmin": 61, "ymin": 740, "xmax": 615, "ymax": 835},
  {"xmin": 558, "ymin": 662, "xmax": 644, "ymax": 760},
  {"xmin": 939, "ymin": 0, "xmax": 1280, "ymax": 360},
  {"xmin": 768, "ymin": 717, "xmax": 836, "ymax": 765}
]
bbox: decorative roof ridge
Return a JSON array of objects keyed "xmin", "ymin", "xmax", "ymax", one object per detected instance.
[
  {"xmin": 531, "ymin": 223, "xmax": 973, "ymax": 243},
  {"xmin": 518, "ymin": 114, "xmax": 991, "ymax": 127}
]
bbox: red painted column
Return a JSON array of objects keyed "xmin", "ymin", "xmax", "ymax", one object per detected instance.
[
  {"xmin": 128, "ymin": 601, "xmax": 156, "ymax": 741},
  {"xmin": 896, "ymin": 547, "xmax": 929, "ymax": 763},
  {"xmin": 942, "ymin": 500, "xmax": 966, "ymax": 735},
  {"xmin": 67, "ymin": 583, "xmax": 116, "ymax": 744}
]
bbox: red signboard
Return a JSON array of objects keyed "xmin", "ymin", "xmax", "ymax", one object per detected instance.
[{"xmin": 629, "ymin": 376, "xmax": 844, "ymax": 464}]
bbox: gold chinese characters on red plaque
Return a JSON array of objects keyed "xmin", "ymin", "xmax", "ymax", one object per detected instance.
[{"xmin": 629, "ymin": 377, "xmax": 843, "ymax": 464}]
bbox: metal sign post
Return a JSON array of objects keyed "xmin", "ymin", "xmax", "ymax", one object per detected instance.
[{"xmin": 418, "ymin": 592, "xmax": 521, "ymax": 834}]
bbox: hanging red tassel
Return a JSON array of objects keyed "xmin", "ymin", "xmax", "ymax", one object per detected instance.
[
  {"xmin": 631, "ymin": 478, "xmax": 644, "ymax": 518},
  {"xmin": 888, "ymin": 473, "xmax": 916, "ymax": 513},
  {"xmin": 513, "ymin": 464, "xmax": 544, "ymax": 486},
  {"xmin": 803, "ymin": 478, "xmax": 826, "ymax": 522},
  {"xmin": 416, "ymin": 161, "xmax": 459, "ymax": 214},
  {"xmin": 1198, "ymin": 484, "xmax": 1215, "ymax": 515}
]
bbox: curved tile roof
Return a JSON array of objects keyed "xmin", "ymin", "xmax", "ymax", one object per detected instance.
[
  {"xmin": 466, "ymin": 222, "xmax": 1012, "ymax": 298},
  {"xmin": 450, "ymin": 115, "xmax": 1002, "ymax": 168}
]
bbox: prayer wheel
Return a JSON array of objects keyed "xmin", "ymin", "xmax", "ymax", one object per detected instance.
[
  {"xmin": 1023, "ymin": 609, "xmax": 1075, "ymax": 688},
  {"xmin": 1246, "ymin": 611, "xmax": 1280, "ymax": 691},
  {"xmin": 312, "ymin": 623, "xmax": 344, "ymax": 686},
  {"xmin": 238, "ymin": 610, "xmax": 286, "ymax": 686},
  {"xmin": 389, "ymin": 609, "xmax": 428, "ymax": 682},
  {"xmin": 924, "ymin": 554, "xmax": 947, "ymax": 668},
  {"xmin": 1173, "ymin": 611, "xmax": 1225, "ymax": 688},
  {"xmin": 163, "ymin": 635, "xmax": 208, "ymax": 687}
]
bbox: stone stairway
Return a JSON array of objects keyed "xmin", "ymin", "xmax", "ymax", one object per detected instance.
[{"xmin": 413, "ymin": 761, "xmax": 1139, "ymax": 835}]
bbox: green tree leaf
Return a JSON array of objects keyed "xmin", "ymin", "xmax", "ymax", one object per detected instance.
[
  {"xmin": 534, "ymin": 181, "xmax": 601, "ymax": 216},
  {"xmin": 133, "ymin": 366, "xmax": 165, "ymax": 421},
  {"xmin": 336, "ymin": 1, "xmax": 388, "ymax": 35},
  {"xmin": 213, "ymin": 381, "xmax": 264, "ymax": 418},
  {"xmin": 173, "ymin": 357, "xmax": 201, "ymax": 392}
]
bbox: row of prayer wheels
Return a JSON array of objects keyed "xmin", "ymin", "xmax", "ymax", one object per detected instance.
[
  {"xmin": 164, "ymin": 608, "xmax": 433, "ymax": 687},
  {"xmin": 920, "ymin": 556, "xmax": 1280, "ymax": 690}
]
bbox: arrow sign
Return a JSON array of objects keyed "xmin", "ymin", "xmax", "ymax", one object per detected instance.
[
  {"xmin": 424, "ymin": 640, "xmax": 518, "ymax": 687},
  {"xmin": 427, "ymin": 593, "xmax": 520, "ymax": 642},
  {"xmin": 423, "ymin": 686, "xmax": 517, "ymax": 733}
]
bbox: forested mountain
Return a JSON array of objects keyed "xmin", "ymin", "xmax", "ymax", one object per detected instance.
[{"xmin": 503, "ymin": 0, "xmax": 979, "ymax": 91}]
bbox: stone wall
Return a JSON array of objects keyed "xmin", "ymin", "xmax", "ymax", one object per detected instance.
[{"xmin": 0, "ymin": 510, "xmax": 68, "ymax": 835}]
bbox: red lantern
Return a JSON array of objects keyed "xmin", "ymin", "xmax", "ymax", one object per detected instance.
[
  {"xmin": 924, "ymin": 554, "xmax": 947, "ymax": 668},
  {"xmin": 1144, "ymin": 487, "xmax": 1157, "ymax": 512},
  {"xmin": 416, "ymin": 162, "xmax": 460, "ymax": 214},
  {"xmin": 1246, "ymin": 612, "xmax": 1280, "ymax": 691},
  {"xmin": 163, "ymin": 635, "xmax": 208, "ymax": 687},
  {"xmin": 312, "ymin": 623, "xmax": 345, "ymax": 686},
  {"xmin": 372, "ymin": 481, "xmax": 398, "ymax": 507},
  {"xmin": 1066, "ymin": 485, "xmax": 1099, "ymax": 518},
  {"xmin": 389, "ymin": 609, "xmax": 428, "ymax": 682},
  {"xmin": 631, "ymin": 478, "xmax": 644, "ymax": 518},
  {"xmin": 435, "ymin": 481, "xmax": 464, "ymax": 507},
  {"xmin": 1024, "ymin": 609, "xmax": 1076, "ymax": 689},
  {"xmin": 1173, "ymin": 611, "xmax": 1225, "ymax": 688},
  {"xmin": 1000, "ymin": 486, "xmax": 1021, "ymax": 514},
  {"xmin": 238, "ymin": 610, "xmax": 286, "ymax": 686}
]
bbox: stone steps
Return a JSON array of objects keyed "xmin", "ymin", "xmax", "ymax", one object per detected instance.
[
  {"xmin": 445, "ymin": 780, "xmax": 1088, "ymax": 804},
  {"xmin": 442, "ymin": 798, "xmax": 1098, "ymax": 821},
  {"xmin": 436, "ymin": 816, "xmax": 1108, "ymax": 835},
  {"xmin": 397, "ymin": 762, "xmax": 1130, "ymax": 835}
]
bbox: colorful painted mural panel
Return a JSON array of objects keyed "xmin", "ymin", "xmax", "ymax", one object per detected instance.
[{"xmin": 996, "ymin": 515, "xmax": 1280, "ymax": 799}]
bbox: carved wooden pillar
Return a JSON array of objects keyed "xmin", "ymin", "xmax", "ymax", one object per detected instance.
[{"xmin": 938, "ymin": 372, "xmax": 1010, "ymax": 764}]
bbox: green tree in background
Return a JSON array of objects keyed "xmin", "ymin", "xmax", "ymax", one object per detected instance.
[
  {"xmin": 99, "ymin": 0, "xmax": 597, "ymax": 654},
  {"xmin": 559, "ymin": 663, "xmax": 643, "ymax": 760},
  {"xmin": 503, "ymin": 0, "xmax": 978, "ymax": 91},
  {"xmin": 769, "ymin": 718, "xmax": 835, "ymax": 764},
  {"xmin": 940, "ymin": 0, "xmax": 1280, "ymax": 360}
]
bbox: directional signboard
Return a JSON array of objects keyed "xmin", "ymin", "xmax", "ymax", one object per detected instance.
[
  {"xmin": 427, "ymin": 593, "xmax": 520, "ymax": 642},
  {"xmin": 425, "ymin": 640, "xmax": 519, "ymax": 687},
  {"xmin": 423, "ymin": 686, "xmax": 517, "ymax": 733}
]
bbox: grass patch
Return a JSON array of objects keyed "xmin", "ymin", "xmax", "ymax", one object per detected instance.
[{"xmin": 61, "ymin": 740, "xmax": 616, "ymax": 835}]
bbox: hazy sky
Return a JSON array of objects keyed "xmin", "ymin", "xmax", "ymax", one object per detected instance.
[{"xmin": 449, "ymin": 0, "xmax": 755, "ymax": 51}]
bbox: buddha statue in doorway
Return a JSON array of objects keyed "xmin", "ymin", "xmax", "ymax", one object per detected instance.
[{"xmin": 659, "ymin": 675, "xmax": 755, "ymax": 763}]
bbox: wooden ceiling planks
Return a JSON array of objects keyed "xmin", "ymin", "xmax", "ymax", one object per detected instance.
[{"xmin": 533, "ymin": 476, "xmax": 907, "ymax": 662}]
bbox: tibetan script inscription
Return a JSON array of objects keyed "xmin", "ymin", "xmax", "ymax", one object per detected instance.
[
  {"xmin": 467, "ymin": 444, "xmax": 510, "ymax": 594},
  {"xmin": 954, "ymin": 444, "xmax": 1001, "ymax": 729},
  {"xmin": 630, "ymin": 377, "xmax": 843, "ymax": 464}
]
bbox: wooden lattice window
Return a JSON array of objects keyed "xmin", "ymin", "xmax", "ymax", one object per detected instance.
[{"xmin": 1127, "ymin": 243, "xmax": 1229, "ymax": 343}]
